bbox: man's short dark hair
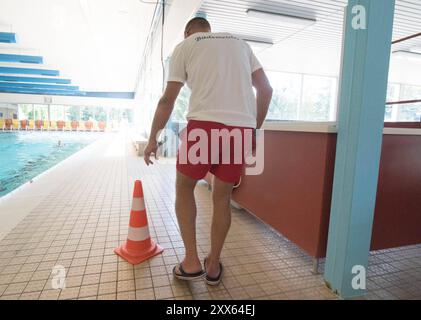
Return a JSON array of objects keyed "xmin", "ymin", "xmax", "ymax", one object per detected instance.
[{"xmin": 185, "ymin": 17, "xmax": 211, "ymax": 32}]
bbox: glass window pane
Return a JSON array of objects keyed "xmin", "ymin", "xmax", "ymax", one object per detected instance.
[
  {"xmin": 300, "ymin": 75, "xmax": 336, "ymax": 121},
  {"xmin": 34, "ymin": 104, "xmax": 48, "ymax": 120},
  {"xmin": 81, "ymin": 107, "xmax": 94, "ymax": 121},
  {"xmin": 266, "ymin": 72, "xmax": 302, "ymax": 121},
  {"xmin": 93, "ymin": 107, "xmax": 107, "ymax": 122},
  {"xmin": 65, "ymin": 106, "xmax": 79, "ymax": 121},
  {"xmin": 124, "ymin": 108, "xmax": 134, "ymax": 123},
  {"xmin": 18, "ymin": 104, "xmax": 34, "ymax": 120},
  {"xmin": 385, "ymin": 83, "xmax": 400, "ymax": 121},
  {"xmin": 50, "ymin": 105, "xmax": 65, "ymax": 121},
  {"xmin": 172, "ymin": 87, "xmax": 190, "ymax": 123},
  {"xmin": 397, "ymin": 85, "xmax": 421, "ymax": 121}
]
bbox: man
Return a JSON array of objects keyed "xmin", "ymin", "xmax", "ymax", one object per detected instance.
[{"xmin": 144, "ymin": 17, "xmax": 272, "ymax": 285}]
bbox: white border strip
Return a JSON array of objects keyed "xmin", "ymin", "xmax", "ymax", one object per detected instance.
[
  {"xmin": 383, "ymin": 128, "xmax": 421, "ymax": 135},
  {"xmin": 262, "ymin": 121, "xmax": 338, "ymax": 133},
  {"xmin": 262, "ymin": 122, "xmax": 421, "ymax": 136}
]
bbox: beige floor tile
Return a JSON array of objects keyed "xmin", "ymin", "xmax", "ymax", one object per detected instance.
[
  {"xmin": 0, "ymin": 294, "xmax": 21, "ymax": 300},
  {"xmin": 154, "ymin": 285, "xmax": 174, "ymax": 300},
  {"xmin": 135, "ymin": 276, "xmax": 153, "ymax": 289},
  {"xmin": 63, "ymin": 275, "xmax": 83, "ymax": 288},
  {"xmin": 19, "ymin": 291, "xmax": 41, "ymax": 300},
  {"xmin": 117, "ymin": 269, "xmax": 134, "ymax": 281},
  {"xmin": 3, "ymin": 282, "xmax": 27, "ymax": 295},
  {"xmin": 39, "ymin": 290, "xmax": 60, "ymax": 301},
  {"xmin": 99, "ymin": 282, "xmax": 117, "ymax": 295},
  {"xmin": 23, "ymin": 280, "xmax": 47, "ymax": 293},
  {"xmin": 79, "ymin": 284, "xmax": 99, "ymax": 298},
  {"xmin": 82, "ymin": 273, "xmax": 101, "ymax": 286},
  {"xmin": 97, "ymin": 293, "xmax": 116, "ymax": 300},
  {"xmin": 117, "ymin": 291, "xmax": 136, "ymax": 300},
  {"xmin": 78, "ymin": 296, "xmax": 97, "ymax": 300},
  {"xmin": 152, "ymin": 275, "xmax": 171, "ymax": 288},
  {"xmin": 136, "ymin": 288, "xmax": 155, "ymax": 300},
  {"xmin": 58, "ymin": 287, "xmax": 80, "ymax": 300},
  {"xmin": 117, "ymin": 279, "xmax": 136, "ymax": 293}
]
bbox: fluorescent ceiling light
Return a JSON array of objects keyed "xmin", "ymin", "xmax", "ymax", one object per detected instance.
[
  {"xmin": 247, "ymin": 9, "xmax": 316, "ymax": 27},
  {"xmin": 393, "ymin": 50, "xmax": 421, "ymax": 62},
  {"xmin": 246, "ymin": 40, "xmax": 273, "ymax": 53},
  {"xmin": 235, "ymin": 35, "xmax": 273, "ymax": 53},
  {"xmin": 245, "ymin": 39, "xmax": 273, "ymax": 47}
]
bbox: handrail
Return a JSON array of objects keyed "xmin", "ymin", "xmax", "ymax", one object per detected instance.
[
  {"xmin": 392, "ymin": 32, "xmax": 421, "ymax": 45},
  {"xmin": 386, "ymin": 99, "xmax": 421, "ymax": 105}
]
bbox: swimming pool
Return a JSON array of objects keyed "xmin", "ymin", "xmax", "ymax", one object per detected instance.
[{"xmin": 0, "ymin": 131, "xmax": 102, "ymax": 197}]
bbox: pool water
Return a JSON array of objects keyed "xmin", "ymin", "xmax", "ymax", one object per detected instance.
[{"xmin": 0, "ymin": 131, "xmax": 102, "ymax": 197}]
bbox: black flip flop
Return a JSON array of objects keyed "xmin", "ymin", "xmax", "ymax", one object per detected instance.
[
  {"xmin": 172, "ymin": 263, "xmax": 205, "ymax": 281},
  {"xmin": 204, "ymin": 258, "xmax": 223, "ymax": 286}
]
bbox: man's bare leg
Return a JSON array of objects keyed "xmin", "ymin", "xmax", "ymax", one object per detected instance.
[
  {"xmin": 206, "ymin": 175, "xmax": 234, "ymax": 278},
  {"xmin": 174, "ymin": 171, "xmax": 202, "ymax": 273}
]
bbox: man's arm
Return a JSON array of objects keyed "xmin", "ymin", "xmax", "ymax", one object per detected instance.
[
  {"xmin": 252, "ymin": 68, "xmax": 273, "ymax": 129},
  {"xmin": 144, "ymin": 81, "xmax": 184, "ymax": 165}
]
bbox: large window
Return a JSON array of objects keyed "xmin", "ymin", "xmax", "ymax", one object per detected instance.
[
  {"xmin": 170, "ymin": 71, "xmax": 337, "ymax": 123},
  {"xmin": 385, "ymin": 83, "xmax": 421, "ymax": 122},
  {"xmin": 385, "ymin": 84, "xmax": 400, "ymax": 121},
  {"xmin": 266, "ymin": 72, "xmax": 302, "ymax": 120},
  {"xmin": 301, "ymin": 75, "xmax": 337, "ymax": 121},
  {"xmin": 266, "ymin": 71, "xmax": 337, "ymax": 122},
  {"xmin": 81, "ymin": 107, "xmax": 94, "ymax": 121},
  {"xmin": 94, "ymin": 107, "xmax": 107, "ymax": 122},
  {"xmin": 50, "ymin": 105, "xmax": 65, "ymax": 121},
  {"xmin": 34, "ymin": 104, "xmax": 48, "ymax": 120},
  {"xmin": 398, "ymin": 85, "xmax": 421, "ymax": 121},
  {"xmin": 18, "ymin": 104, "xmax": 34, "ymax": 120},
  {"xmin": 17, "ymin": 104, "xmax": 134, "ymax": 125},
  {"xmin": 65, "ymin": 106, "xmax": 79, "ymax": 121},
  {"xmin": 172, "ymin": 87, "xmax": 191, "ymax": 123}
]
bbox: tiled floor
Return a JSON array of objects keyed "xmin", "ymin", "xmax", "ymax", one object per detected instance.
[{"xmin": 0, "ymin": 132, "xmax": 420, "ymax": 300}]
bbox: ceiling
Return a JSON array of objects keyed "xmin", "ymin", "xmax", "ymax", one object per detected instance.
[
  {"xmin": 0, "ymin": 0, "xmax": 420, "ymax": 100},
  {"xmin": 199, "ymin": 0, "xmax": 421, "ymax": 78},
  {"xmin": 0, "ymin": 0, "xmax": 156, "ymax": 93}
]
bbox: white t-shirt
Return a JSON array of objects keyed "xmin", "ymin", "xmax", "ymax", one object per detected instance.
[{"xmin": 167, "ymin": 32, "xmax": 263, "ymax": 128}]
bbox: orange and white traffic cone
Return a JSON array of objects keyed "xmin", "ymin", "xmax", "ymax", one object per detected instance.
[{"xmin": 114, "ymin": 180, "xmax": 163, "ymax": 264}]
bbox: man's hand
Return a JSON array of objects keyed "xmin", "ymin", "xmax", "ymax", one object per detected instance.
[
  {"xmin": 144, "ymin": 141, "xmax": 159, "ymax": 166},
  {"xmin": 144, "ymin": 81, "xmax": 183, "ymax": 167}
]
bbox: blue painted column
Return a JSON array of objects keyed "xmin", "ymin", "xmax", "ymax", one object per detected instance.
[{"xmin": 324, "ymin": 0, "xmax": 395, "ymax": 299}]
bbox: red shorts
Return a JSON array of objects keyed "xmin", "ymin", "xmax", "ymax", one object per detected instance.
[{"xmin": 176, "ymin": 120, "xmax": 255, "ymax": 184}]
